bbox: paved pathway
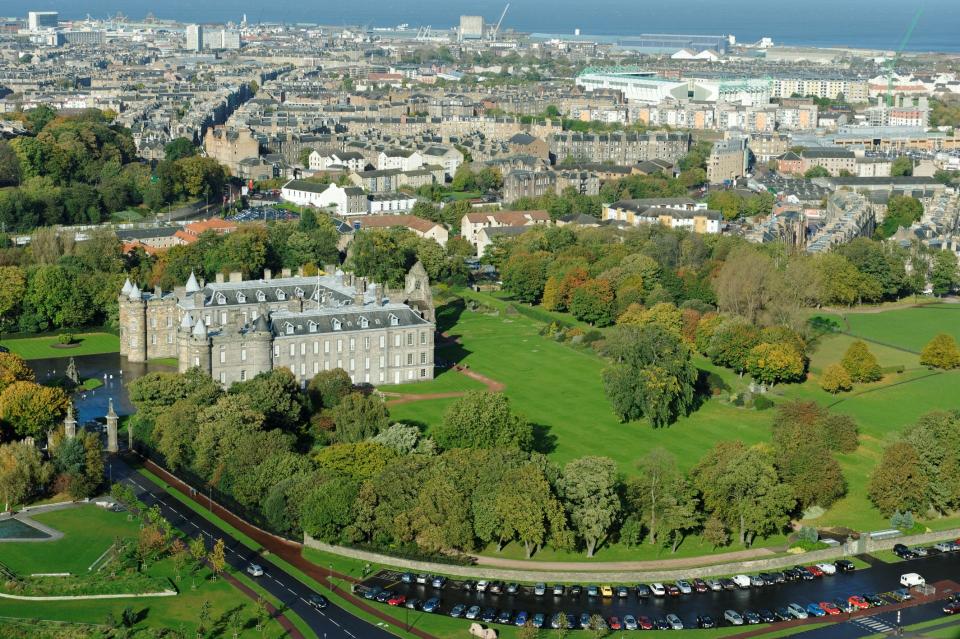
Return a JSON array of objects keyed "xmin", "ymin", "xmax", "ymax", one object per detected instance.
[
  {"xmin": 383, "ymin": 364, "xmax": 505, "ymax": 406},
  {"xmin": 472, "ymin": 547, "xmax": 777, "ymax": 571}
]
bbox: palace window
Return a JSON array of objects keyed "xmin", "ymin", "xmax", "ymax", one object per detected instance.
[{"xmin": 256, "ymin": 290, "xmax": 266, "ymax": 302}]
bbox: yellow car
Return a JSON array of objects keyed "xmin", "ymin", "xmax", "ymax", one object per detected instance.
[{"xmin": 601, "ymin": 585, "xmax": 614, "ymax": 597}]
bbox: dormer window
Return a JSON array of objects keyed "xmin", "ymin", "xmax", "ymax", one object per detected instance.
[
  {"xmin": 216, "ymin": 293, "xmax": 226, "ymax": 305},
  {"xmin": 359, "ymin": 316, "xmax": 369, "ymax": 329},
  {"xmin": 256, "ymin": 290, "xmax": 266, "ymax": 302},
  {"xmin": 332, "ymin": 318, "xmax": 342, "ymax": 331},
  {"xmin": 237, "ymin": 292, "xmax": 246, "ymax": 303},
  {"xmin": 276, "ymin": 289, "xmax": 286, "ymax": 301},
  {"xmin": 284, "ymin": 322, "xmax": 294, "ymax": 335},
  {"xmin": 389, "ymin": 313, "xmax": 399, "ymax": 326},
  {"xmin": 308, "ymin": 321, "xmax": 318, "ymax": 333},
  {"xmin": 294, "ymin": 287, "xmax": 304, "ymax": 298}
]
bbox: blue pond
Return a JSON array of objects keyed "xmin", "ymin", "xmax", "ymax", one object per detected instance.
[
  {"xmin": 28, "ymin": 353, "xmax": 175, "ymax": 424},
  {"xmin": 0, "ymin": 518, "xmax": 50, "ymax": 540}
]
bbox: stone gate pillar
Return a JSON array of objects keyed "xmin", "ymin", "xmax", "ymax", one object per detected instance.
[{"xmin": 106, "ymin": 398, "xmax": 119, "ymax": 453}]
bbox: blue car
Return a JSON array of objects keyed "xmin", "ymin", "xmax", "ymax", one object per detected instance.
[
  {"xmin": 806, "ymin": 603, "xmax": 827, "ymax": 618},
  {"xmin": 514, "ymin": 611, "xmax": 529, "ymax": 627},
  {"xmin": 532, "ymin": 613, "xmax": 545, "ymax": 628},
  {"xmin": 422, "ymin": 597, "xmax": 441, "ymax": 613}
]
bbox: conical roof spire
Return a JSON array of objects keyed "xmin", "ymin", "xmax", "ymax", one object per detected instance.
[
  {"xmin": 128, "ymin": 283, "xmax": 141, "ymax": 300},
  {"xmin": 185, "ymin": 271, "xmax": 201, "ymax": 293},
  {"xmin": 180, "ymin": 312, "xmax": 194, "ymax": 330},
  {"xmin": 121, "ymin": 278, "xmax": 132, "ymax": 295},
  {"xmin": 192, "ymin": 317, "xmax": 207, "ymax": 338}
]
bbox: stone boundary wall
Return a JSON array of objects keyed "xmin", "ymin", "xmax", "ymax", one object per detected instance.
[
  {"xmin": 306, "ymin": 527, "xmax": 960, "ymax": 582},
  {"xmin": 0, "ymin": 589, "xmax": 177, "ymax": 601}
]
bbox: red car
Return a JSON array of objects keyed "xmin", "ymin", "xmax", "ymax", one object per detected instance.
[
  {"xmin": 807, "ymin": 565, "xmax": 824, "ymax": 578},
  {"xmin": 667, "ymin": 584, "xmax": 681, "ymax": 596},
  {"xmin": 849, "ymin": 596, "xmax": 870, "ymax": 610},
  {"xmin": 387, "ymin": 594, "xmax": 407, "ymax": 606},
  {"xmin": 819, "ymin": 602, "xmax": 842, "ymax": 616},
  {"xmin": 638, "ymin": 616, "xmax": 654, "ymax": 630},
  {"xmin": 608, "ymin": 617, "xmax": 622, "ymax": 630},
  {"xmin": 944, "ymin": 601, "xmax": 960, "ymax": 615},
  {"xmin": 693, "ymin": 578, "xmax": 709, "ymax": 592}
]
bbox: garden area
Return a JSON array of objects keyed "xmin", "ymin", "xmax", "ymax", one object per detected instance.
[
  {"xmin": 0, "ymin": 332, "xmax": 119, "ymax": 360},
  {"xmin": 387, "ymin": 292, "xmax": 960, "ymax": 561}
]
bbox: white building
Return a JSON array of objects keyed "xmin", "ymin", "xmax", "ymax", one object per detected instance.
[
  {"xmin": 309, "ymin": 150, "xmax": 366, "ymax": 172},
  {"xmin": 377, "ymin": 149, "xmax": 425, "ymax": 172},
  {"xmin": 280, "ymin": 180, "xmax": 367, "ymax": 215},
  {"xmin": 576, "ymin": 69, "xmax": 771, "ymax": 106},
  {"xmin": 368, "ymin": 193, "xmax": 419, "ymax": 215},
  {"xmin": 185, "ymin": 24, "xmax": 202, "ymax": 51},
  {"xmin": 421, "ymin": 146, "xmax": 463, "ymax": 179},
  {"xmin": 28, "ymin": 11, "xmax": 58, "ymax": 31}
]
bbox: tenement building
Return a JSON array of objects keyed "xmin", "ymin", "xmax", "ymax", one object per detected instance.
[{"xmin": 118, "ymin": 264, "xmax": 435, "ymax": 387}]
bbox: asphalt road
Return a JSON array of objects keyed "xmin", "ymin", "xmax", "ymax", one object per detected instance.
[
  {"xmin": 110, "ymin": 457, "xmax": 395, "ymax": 639},
  {"xmin": 361, "ymin": 552, "xmax": 960, "ymax": 630}
]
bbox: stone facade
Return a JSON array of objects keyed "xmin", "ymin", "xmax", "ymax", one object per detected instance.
[{"xmin": 119, "ymin": 264, "xmax": 436, "ymax": 387}]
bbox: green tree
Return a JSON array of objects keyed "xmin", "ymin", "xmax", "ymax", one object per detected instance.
[
  {"xmin": 659, "ymin": 475, "xmax": 702, "ymax": 553},
  {"xmin": 298, "ymin": 147, "xmax": 316, "ymax": 167},
  {"xmin": 164, "ymin": 137, "xmax": 197, "ymax": 162},
  {"xmin": 0, "ymin": 140, "xmax": 20, "ymax": 187},
  {"xmin": 330, "ymin": 393, "xmax": 390, "ymax": 443},
  {"xmin": 820, "ymin": 363, "xmax": 853, "ymax": 394},
  {"xmin": 631, "ymin": 448, "xmax": 680, "ymax": 546},
  {"xmin": 804, "ymin": 165, "xmax": 830, "ymax": 178},
  {"xmin": 745, "ymin": 341, "xmax": 806, "ymax": 386},
  {"xmin": 706, "ymin": 320, "xmax": 761, "ymax": 374},
  {"xmin": 229, "ymin": 368, "xmax": 304, "ymax": 432},
  {"xmin": 0, "ymin": 381, "xmax": 69, "ymax": 440},
  {"xmin": 891, "ymin": 156, "xmax": 914, "ymax": 177},
  {"xmin": 301, "ymin": 477, "xmax": 360, "ymax": 542},
  {"xmin": 868, "ymin": 441, "xmax": 927, "ymax": 515},
  {"xmin": 878, "ymin": 196, "xmax": 924, "ymax": 239},
  {"xmin": 568, "ymin": 279, "xmax": 615, "ymax": 326},
  {"xmin": 601, "ymin": 324, "xmax": 698, "ymax": 426},
  {"xmin": 706, "ymin": 190, "xmax": 743, "ymax": 220},
  {"xmin": 559, "ymin": 456, "xmax": 621, "ymax": 557},
  {"xmin": 346, "ymin": 228, "xmax": 417, "ymax": 287},
  {"xmin": 0, "ymin": 440, "xmax": 52, "ymax": 511},
  {"xmin": 841, "ymin": 340, "xmax": 882, "ymax": 382},
  {"xmin": 501, "ymin": 250, "xmax": 551, "ymax": 303},
  {"xmin": 931, "ymin": 250, "xmax": 958, "ymax": 296},
  {"xmin": 920, "ymin": 333, "xmax": 960, "ymax": 369},
  {"xmin": 433, "ymin": 391, "xmax": 533, "ymax": 451},
  {"xmin": 189, "ymin": 536, "xmax": 206, "ymax": 566},
  {"xmin": 307, "ymin": 368, "xmax": 354, "ymax": 411}
]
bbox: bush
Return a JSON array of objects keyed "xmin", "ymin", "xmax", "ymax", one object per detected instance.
[
  {"xmin": 57, "ymin": 333, "xmax": 75, "ymax": 345},
  {"xmin": 754, "ymin": 395, "xmax": 774, "ymax": 411},
  {"xmin": 820, "ymin": 363, "xmax": 853, "ymax": 394},
  {"xmin": 705, "ymin": 372, "xmax": 730, "ymax": 396}
]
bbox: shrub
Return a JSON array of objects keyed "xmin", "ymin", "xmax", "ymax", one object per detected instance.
[
  {"xmin": 57, "ymin": 333, "xmax": 75, "ymax": 345},
  {"xmin": 820, "ymin": 363, "xmax": 853, "ymax": 394},
  {"xmin": 754, "ymin": 395, "xmax": 774, "ymax": 411},
  {"xmin": 920, "ymin": 333, "xmax": 960, "ymax": 369},
  {"xmin": 841, "ymin": 341, "xmax": 882, "ymax": 383}
]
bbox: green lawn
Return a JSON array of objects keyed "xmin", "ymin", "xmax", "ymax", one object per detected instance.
[
  {"xmin": 0, "ymin": 332, "xmax": 120, "ymax": 360},
  {"xmin": 838, "ymin": 304, "xmax": 960, "ymax": 353},
  {"xmin": 0, "ymin": 505, "xmax": 139, "ymax": 575},
  {"xmin": 379, "ymin": 366, "xmax": 485, "ymax": 396}
]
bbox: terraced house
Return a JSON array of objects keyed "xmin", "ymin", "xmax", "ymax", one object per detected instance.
[{"xmin": 118, "ymin": 264, "xmax": 435, "ymax": 387}]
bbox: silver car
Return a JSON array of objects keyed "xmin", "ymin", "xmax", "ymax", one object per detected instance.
[
  {"xmin": 666, "ymin": 614, "xmax": 684, "ymax": 630},
  {"xmin": 787, "ymin": 603, "xmax": 809, "ymax": 619},
  {"xmin": 724, "ymin": 610, "xmax": 744, "ymax": 626},
  {"xmin": 676, "ymin": 580, "xmax": 693, "ymax": 594}
]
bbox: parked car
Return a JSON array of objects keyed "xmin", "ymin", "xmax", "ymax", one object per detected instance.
[
  {"xmin": 401, "ymin": 572, "xmax": 414, "ymax": 583},
  {"xmin": 497, "ymin": 610, "xmax": 512, "ymax": 624},
  {"xmin": 815, "ymin": 562, "xmax": 837, "ymax": 575},
  {"xmin": 848, "ymin": 595, "xmax": 870, "ymax": 610},
  {"xmin": 759, "ymin": 572, "xmax": 778, "ymax": 586},
  {"xmin": 387, "ymin": 594, "xmax": 406, "ymax": 606},
  {"xmin": 506, "ymin": 583, "xmax": 519, "ymax": 594},
  {"xmin": 375, "ymin": 590, "xmax": 392, "ymax": 603},
  {"xmin": 943, "ymin": 601, "xmax": 960, "ymax": 615},
  {"xmin": 532, "ymin": 613, "xmax": 545, "ymax": 628},
  {"xmin": 638, "ymin": 616, "xmax": 655, "ymax": 630},
  {"xmin": 615, "ymin": 585, "xmax": 630, "ymax": 598},
  {"xmin": 774, "ymin": 607, "xmax": 793, "ymax": 621},
  {"xmin": 864, "ymin": 594, "xmax": 885, "ymax": 607},
  {"xmin": 449, "ymin": 604, "xmax": 466, "ymax": 618},
  {"xmin": 475, "ymin": 580, "xmax": 489, "ymax": 592},
  {"xmin": 693, "ymin": 578, "xmax": 709, "ymax": 592},
  {"xmin": 553, "ymin": 584, "xmax": 565, "ymax": 596},
  {"xmin": 806, "ymin": 565, "xmax": 824, "ymax": 578},
  {"xmin": 677, "ymin": 580, "xmax": 693, "ymax": 594},
  {"xmin": 488, "ymin": 581, "xmax": 503, "ymax": 594},
  {"xmin": 891, "ymin": 588, "xmax": 913, "ymax": 602},
  {"xmin": 579, "ymin": 612, "xmax": 592, "ymax": 629},
  {"xmin": 706, "ymin": 579, "xmax": 723, "ymax": 591},
  {"xmin": 894, "ymin": 544, "xmax": 917, "ymax": 559},
  {"xmin": 724, "ymin": 610, "xmax": 744, "ymax": 626},
  {"xmin": 835, "ymin": 560, "xmax": 856, "ymax": 572},
  {"xmin": 805, "ymin": 604, "xmax": 827, "ymax": 617},
  {"xmin": 308, "ymin": 594, "xmax": 328, "ymax": 610},
  {"xmin": 787, "ymin": 603, "xmax": 809, "ymax": 619},
  {"xmin": 819, "ymin": 602, "xmax": 842, "ymax": 616},
  {"xmin": 480, "ymin": 608, "xmax": 496, "ymax": 623},
  {"xmin": 415, "ymin": 574, "xmax": 429, "ymax": 584},
  {"xmin": 749, "ymin": 575, "xmax": 765, "ymax": 587},
  {"xmin": 667, "ymin": 584, "xmax": 681, "ymax": 596},
  {"xmin": 363, "ymin": 587, "xmax": 382, "ymax": 600},
  {"xmin": 624, "ymin": 615, "xmax": 639, "ymax": 630},
  {"xmin": 246, "ymin": 564, "xmax": 264, "ymax": 577},
  {"xmin": 465, "ymin": 605, "xmax": 481, "ymax": 620},
  {"xmin": 834, "ymin": 598, "xmax": 855, "ymax": 614},
  {"xmin": 697, "ymin": 615, "xmax": 716, "ymax": 629},
  {"xmin": 913, "ymin": 546, "xmax": 929, "ymax": 557},
  {"xmin": 666, "ymin": 614, "xmax": 684, "ymax": 630},
  {"xmin": 422, "ymin": 598, "xmax": 441, "ymax": 613},
  {"xmin": 608, "ymin": 617, "xmax": 622, "ymax": 630},
  {"xmin": 587, "ymin": 585, "xmax": 600, "ymax": 597},
  {"xmin": 794, "ymin": 566, "xmax": 814, "ymax": 580},
  {"xmin": 534, "ymin": 583, "xmax": 547, "ymax": 596},
  {"xmin": 514, "ymin": 611, "xmax": 528, "ymax": 627},
  {"xmin": 655, "ymin": 617, "xmax": 671, "ymax": 630},
  {"xmin": 743, "ymin": 610, "xmax": 761, "ymax": 625},
  {"xmin": 758, "ymin": 609, "xmax": 777, "ymax": 623},
  {"xmin": 430, "ymin": 576, "xmax": 445, "ymax": 589},
  {"xmin": 901, "ymin": 573, "xmax": 925, "ymax": 588},
  {"xmin": 733, "ymin": 574, "xmax": 752, "ymax": 589},
  {"xmin": 601, "ymin": 585, "xmax": 614, "ymax": 597},
  {"xmin": 569, "ymin": 584, "xmax": 582, "ymax": 596},
  {"xmin": 720, "ymin": 578, "xmax": 738, "ymax": 590},
  {"xmin": 635, "ymin": 583, "xmax": 651, "ymax": 597},
  {"xmin": 650, "ymin": 583, "xmax": 666, "ymax": 596},
  {"xmin": 405, "ymin": 599, "xmax": 421, "ymax": 610}
]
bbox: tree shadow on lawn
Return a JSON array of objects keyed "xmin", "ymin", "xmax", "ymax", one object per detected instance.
[
  {"xmin": 436, "ymin": 297, "xmax": 466, "ymax": 334},
  {"xmin": 434, "ymin": 338, "xmax": 470, "ymax": 369},
  {"xmin": 212, "ymin": 603, "xmax": 246, "ymax": 637},
  {"xmin": 531, "ymin": 423, "xmax": 557, "ymax": 455}
]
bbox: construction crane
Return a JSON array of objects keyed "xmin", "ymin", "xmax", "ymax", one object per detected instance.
[
  {"xmin": 490, "ymin": 3, "xmax": 510, "ymax": 41},
  {"xmin": 885, "ymin": 7, "xmax": 923, "ymax": 107}
]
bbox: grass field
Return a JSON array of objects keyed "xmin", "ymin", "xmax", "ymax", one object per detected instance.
[
  {"xmin": 0, "ymin": 332, "xmax": 119, "ymax": 360},
  {"xmin": 0, "ymin": 505, "xmax": 139, "ymax": 575},
  {"xmin": 389, "ymin": 294, "xmax": 960, "ymax": 555}
]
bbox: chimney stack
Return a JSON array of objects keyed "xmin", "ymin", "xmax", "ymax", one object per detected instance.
[
  {"xmin": 229, "ymin": 271, "xmax": 242, "ymax": 283},
  {"xmin": 264, "ymin": 268, "xmax": 272, "ymax": 281},
  {"xmin": 215, "ymin": 273, "xmax": 225, "ymax": 284}
]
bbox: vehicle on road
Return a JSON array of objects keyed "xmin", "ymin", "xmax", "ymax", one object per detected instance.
[
  {"xmin": 308, "ymin": 594, "xmax": 328, "ymax": 610},
  {"xmin": 724, "ymin": 610, "xmax": 744, "ymax": 626},
  {"xmin": 787, "ymin": 603, "xmax": 809, "ymax": 619},
  {"xmin": 816, "ymin": 562, "xmax": 837, "ymax": 575},
  {"xmin": 697, "ymin": 615, "xmax": 716, "ymax": 628},
  {"xmin": 246, "ymin": 563, "xmax": 264, "ymax": 577},
  {"xmin": 901, "ymin": 573, "xmax": 925, "ymax": 587}
]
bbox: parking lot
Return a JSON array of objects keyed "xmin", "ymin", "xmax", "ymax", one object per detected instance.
[
  {"xmin": 355, "ymin": 549, "xmax": 960, "ymax": 630},
  {"xmin": 227, "ymin": 206, "xmax": 299, "ymax": 222}
]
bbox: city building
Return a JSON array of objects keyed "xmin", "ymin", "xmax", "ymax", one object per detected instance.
[
  {"xmin": 185, "ymin": 24, "xmax": 203, "ymax": 52},
  {"xmin": 27, "ymin": 11, "xmax": 58, "ymax": 31},
  {"xmin": 576, "ymin": 69, "xmax": 770, "ymax": 106},
  {"xmin": 118, "ymin": 265, "xmax": 436, "ymax": 387},
  {"xmin": 204, "ymin": 127, "xmax": 260, "ymax": 175},
  {"xmin": 603, "ymin": 199, "xmax": 721, "ymax": 233},
  {"xmin": 461, "ymin": 210, "xmax": 552, "ymax": 255},
  {"xmin": 550, "ymin": 131, "xmax": 690, "ymax": 166},
  {"xmin": 503, "ymin": 170, "xmax": 556, "ymax": 203},
  {"xmin": 459, "ymin": 15, "xmax": 485, "ymax": 40},
  {"xmin": 280, "ymin": 180, "xmax": 368, "ymax": 215},
  {"xmin": 797, "ymin": 148, "xmax": 857, "ymax": 176},
  {"xmin": 707, "ymin": 138, "xmax": 748, "ymax": 184},
  {"xmin": 351, "ymin": 215, "xmax": 449, "ymax": 246}
]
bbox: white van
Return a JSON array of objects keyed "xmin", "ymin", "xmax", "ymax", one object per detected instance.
[
  {"xmin": 900, "ymin": 573, "xmax": 925, "ymax": 588},
  {"xmin": 733, "ymin": 574, "xmax": 752, "ymax": 589}
]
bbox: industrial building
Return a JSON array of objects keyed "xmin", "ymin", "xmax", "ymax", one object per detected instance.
[
  {"xmin": 575, "ymin": 69, "xmax": 771, "ymax": 106},
  {"xmin": 27, "ymin": 11, "xmax": 58, "ymax": 31}
]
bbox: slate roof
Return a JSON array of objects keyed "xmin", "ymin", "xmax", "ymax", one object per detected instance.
[{"xmin": 269, "ymin": 304, "xmax": 430, "ymax": 337}]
